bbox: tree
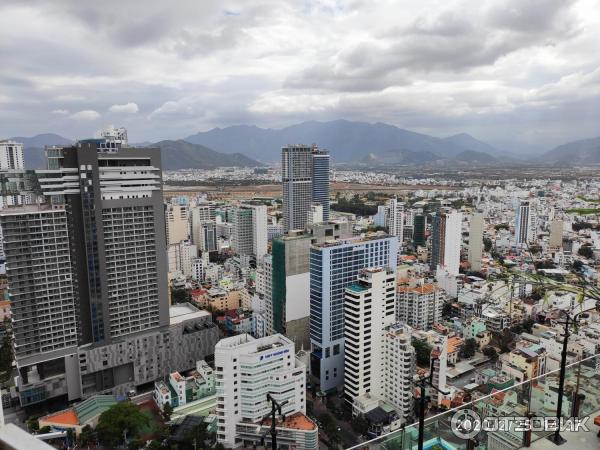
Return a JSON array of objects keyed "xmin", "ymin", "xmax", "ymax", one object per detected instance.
[
  {"xmin": 38, "ymin": 426, "xmax": 52, "ymax": 434},
  {"xmin": 78, "ymin": 424, "xmax": 95, "ymax": 446},
  {"xmin": 411, "ymin": 338, "xmax": 432, "ymax": 366},
  {"xmin": 482, "ymin": 346, "xmax": 498, "ymax": 360},
  {"xmin": 578, "ymin": 245, "xmax": 594, "ymax": 259},
  {"xmin": 350, "ymin": 415, "xmax": 369, "ymax": 435},
  {"xmin": 441, "ymin": 302, "xmax": 453, "ymax": 318},
  {"xmin": 181, "ymin": 422, "xmax": 210, "ymax": 450},
  {"xmin": 0, "ymin": 320, "xmax": 14, "ymax": 384},
  {"xmin": 95, "ymin": 401, "xmax": 149, "ymax": 447},
  {"xmin": 171, "ymin": 288, "xmax": 190, "ymax": 304},
  {"xmin": 494, "ymin": 223, "xmax": 509, "ymax": 231},
  {"xmin": 26, "ymin": 417, "xmax": 39, "ymax": 432},
  {"xmin": 461, "ymin": 338, "xmax": 477, "ymax": 358},
  {"xmin": 483, "ymin": 237, "xmax": 493, "ymax": 252},
  {"xmin": 162, "ymin": 402, "xmax": 173, "ymax": 422}
]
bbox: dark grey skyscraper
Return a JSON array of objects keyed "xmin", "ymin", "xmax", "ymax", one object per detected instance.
[
  {"xmin": 281, "ymin": 144, "xmax": 330, "ymax": 232},
  {"xmin": 1, "ymin": 134, "xmax": 219, "ymax": 406},
  {"xmin": 40, "ymin": 140, "xmax": 169, "ymax": 343},
  {"xmin": 311, "ymin": 149, "xmax": 330, "ymax": 221}
]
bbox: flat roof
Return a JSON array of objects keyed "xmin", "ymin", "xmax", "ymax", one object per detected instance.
[{"xmin": 169, "ymin": 303, "xmax": 210, "ymax": 325}]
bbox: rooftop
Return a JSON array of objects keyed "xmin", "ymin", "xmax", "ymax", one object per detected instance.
[{"xmin": 169, "ymin": 303, "xmax": 210, "ymax": 325}]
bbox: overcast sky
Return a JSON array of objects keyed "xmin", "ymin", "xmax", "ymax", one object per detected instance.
[{"xmin": 1, "ymin": 0, "xmax": 599, "ymax": 151}]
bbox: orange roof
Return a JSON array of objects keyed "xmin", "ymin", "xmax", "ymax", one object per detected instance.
[
  {"xmin": 0, "ymin": 300, "xmax": 10, "ymax": 307},
  {"xmin": 441, "ymin": 398, "xmax": 451, "ymax": 408},
  {"xmin": 447, "ymin": 336, "xmax": 464, "ymax": 353},
  {"xmin": 42, "ymin": 408, "xmax": 79, "ymax": 426},
  {"xmin": 397, "ymin": 283, "xmax": 437, "ymax": 295},
  {"xmin": 401, "ymin": 255, "xmax": 417, "ymax": 261},
  {"xmin": 268, "ymin": 413, "xmax": 316, "ymax": 431}
]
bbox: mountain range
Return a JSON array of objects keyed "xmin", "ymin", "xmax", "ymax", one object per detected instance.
[
  {"xmin": 184, "ymin": 120, "xmax": 509, "ymax": 163},
  {"xmin": 6, "ymin": 120, "xmax": 600, "ymax": 168}
]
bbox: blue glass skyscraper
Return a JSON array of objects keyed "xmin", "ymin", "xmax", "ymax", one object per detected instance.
[{"xmin": 309, "ymin": 233, "xmax": 398, "ymax": 392}]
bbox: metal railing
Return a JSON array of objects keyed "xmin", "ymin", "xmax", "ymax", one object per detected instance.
[{"xmin": 347, "ymin": 353, "xmax": 600, "ymax": 450}]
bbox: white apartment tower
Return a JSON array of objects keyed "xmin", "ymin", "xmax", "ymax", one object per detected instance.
[
  {"xmin": 165, "ymin": 198, "xmax": 189, "ymax": 245},
  {"xmin": 381, "ymin": 324, "xmax": 416, "ymax": 420},
  {"xmin": 167, "ymin": 241, "xmax": 198, "ymax": 277},
  {"xmin": 215, "ymin": 334, "xmax": 306, "ymax": 448},
  {"xmin": 386, "ymin": 198, "xmax": 405, "ymax": 244},
  {"xmin": 430, "ymin": 210, "xmax": 462, "ymax": 275},
  {"xmin": 343, "ymin": 268, "xmax": 397, "ymax": 405},
  {"xmin": 468, "ymin": 212, "xmax": 484, "ymax": 271},
  {"xmin": 0, "ymin": 140, "xmax": 24, "ymax": 170},
  {"xmin": 430, "ymin": 335, "xmax": 449, "ymax": 407},
  {"xmin": 231, "ymin": 204, "xmax": 268, "ymax": 260}
]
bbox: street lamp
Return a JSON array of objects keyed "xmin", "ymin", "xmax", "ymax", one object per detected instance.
[
  {"xmin": 257, "ymin": 393, "xmax": 288, "ymax": 450},
  {"xmin": 548, "ymin": 299, "xmax": 600, "ymax": 445},
  {"xmin": 416, "ymin": 357, "xmax": 449, "ymax": 450}
]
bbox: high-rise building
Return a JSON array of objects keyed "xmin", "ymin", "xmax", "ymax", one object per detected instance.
[
  {"xmin": 307, "ymin": 204, "xmax": 323, "ymax": 225},
  {"xmin": 413, "ymin": 214, "xmax": 427, "ymax": 247},
  {"xmin": 39, "ymin": 138, "xmax": 169, "ymax": 341},
  {"xmin": 215, "ymin": 334, "xmax": 309, "ymax": 448},
  {"xmin": 430, "ymin": 335, "xmax": 448, "ymax": 406},
  {"xmin": 199, "ymin": 221, "xmax": 217, "ymax": 253},
  {"xmin": 549, "ymin": 219, "xmax": 563, "ymax": 250},
  {"xmin": 2, "ymin": 207, "xmax": 79, "ymax": 357},
  {"xmin": 1, "ymin": 134, "xmax": 219, "ymax": 406},
  {"xmin": 282, "ymin": 145, "xmax": 330, "ymax": 232},
  {"xmin": 191, "ymin": 203, "xmax": 216, "ymax": 243},
  {"xmin": 256, "ymin": 255, "xmax": 274, "ymax": 334},
  {"xmin": 515, "ymin": 200, "xmax": 537, "ymax": 245},
  {"xmin": 168, "ymin": 240, "xmax": 198, "ymax": 277},
  {"xmin": 468, "ymin": 212, "xmax": 484, "ymax": 271},
  {"xmin": 310, "ymin": 233, "xmax": 398, "ymax": 391},
  {"xmin": 343, "ymin": 268, "xmax": 396, "ymax": 405},
  {"xmin": 165, "ymin": 198, "xmax": 189, "ymax": 245},
  {"xmin": 386, "ymin": 198, "xmax": 405, "ymax": 243},
  {"xmin": 430, "ymin": 210, "xmax": 462, "ymax": 275},
  {"xmin": 380, "ymin": 324, "xmax": 415, "ymax": 420},
  {"xmin": 250, "ymin": 204, "xmax": 268, "ymax": 260},
  {"xmin": 231, "ymin": 204, "xmax": 268, "ymax": 260},
  {"xmin": 272, "ymin": 231, "xmax": 312, "ymax": 349},
  {"xmin": 397, "ymin": 281, "xmax": 444, "ymax": 330},
  {"xmin": 0, "ymin": 140, "xmax": 24, "ymax": 170},
  {"xmin": 282, "ymin": 146, "xmax": 312, "ymax": 232},
  {"xmin": 311, "ymin": 149, "xmax": 330, "ymax": 222}
]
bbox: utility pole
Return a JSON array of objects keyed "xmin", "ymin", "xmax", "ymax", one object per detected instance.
[{"xmin": 259, "ymin": 393, "xmax": 288, "ymax": 450}]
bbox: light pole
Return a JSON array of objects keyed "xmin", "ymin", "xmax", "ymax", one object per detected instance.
[
  {"xmin": 258, "ymin": 393, "xmax": 288, "ymax": 450},
  {"xmin": 548, "ymin": 300, "xmax": 599, "ymax": 445},
  {"xmin": 416, "ymin": 357, "xmax": 449, "ymax": 450}
]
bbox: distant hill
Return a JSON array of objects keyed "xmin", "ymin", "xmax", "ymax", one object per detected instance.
[
  {"xmin": 541, "ymin": 137, "xmax": 600, "ymax": 165},
  {"xmin": 152, "ymin": 140, "xmax": 263, "ymax": 170},
  {"xmin": 184, "ymin": 119, "xmax": 502, "ymax": 163},
  {"xmin": 6, "ymin": 133, "xmax": 73, "ymax": 169},
  {"xmin": 454, "ymin": 150, "xmax": 497, "ymax": 163}
]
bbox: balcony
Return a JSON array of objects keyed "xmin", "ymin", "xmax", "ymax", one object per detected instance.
[{"xmin": 348, "ymin": 353, "xmax": 600, "ymax": 450}]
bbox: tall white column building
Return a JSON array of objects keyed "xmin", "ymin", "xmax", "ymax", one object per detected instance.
[
  {"xmin": 0, "ymin": 140, "xmax": 24, "ymax": 170},
  {"xmin": 468, "ymin": 212, "xmax": 484, "ymax": 271},
  {"xmin": 380, "ymin": 324, "xmax": 415, "ymax": 420},
  {"xmin": 215, "ymin": 334, "xmax": 308, "ymax": 448},
  {"xmin": 165, "ymin": 198, "xmax": 189, "ymax": 245},
  {"xmin": 167, "ymin": 241, "xmax": 198, "ymax": 277},
  {"xmin": 343, "ymin": 268, "xmax": 396, "ymax": 405},
  {"xmin": 430, "ymin": 210, "xmax": 462, "ymax": 275},
  {"xmin": 386, "ymin": 198, "xmax": 405, "ymax": 244}
]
